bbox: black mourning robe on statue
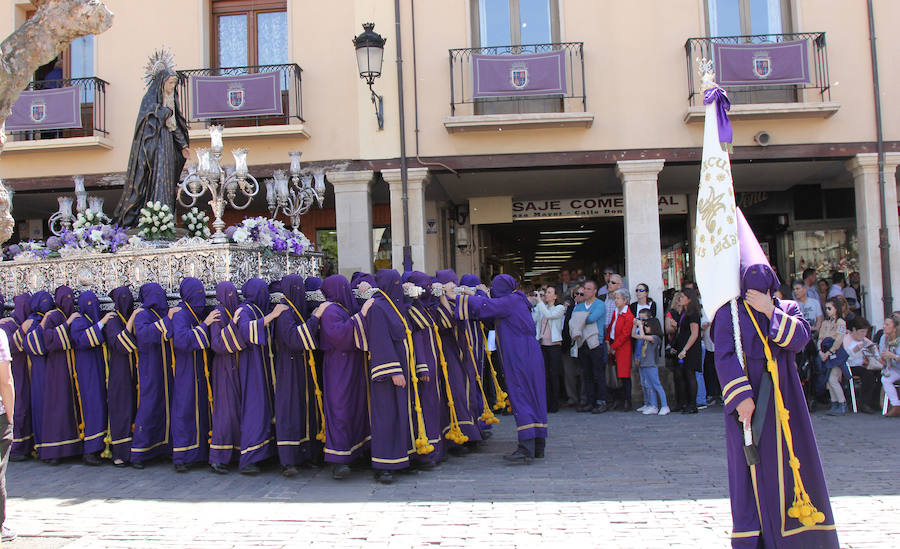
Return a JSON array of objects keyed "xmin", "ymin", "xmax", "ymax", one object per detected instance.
[{"xmin": 114, "ymin": 69, "xmax": 189, "ymax": 228}]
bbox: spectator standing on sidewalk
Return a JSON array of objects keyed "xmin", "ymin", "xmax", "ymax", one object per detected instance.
[
  {"xmin": 673, "ymin": 288, "xmax": 702, "ymax": 414},
  {"xmin": 560, "ymin": 289, "xmax": 583, "ymax": 408},
  {"xmin": 607, "ymin": 289, "xmax": 634, "ymax": 411},
  {"xmin": 633, "ymin": 312, "xmax": 669, "ymax": 415},
  {"xmin": 628, "ymin": 283, "xmax": 657, "ymax": 319},
  {"xmin": 794, "ymin": 280, "xmax": 824, "ymax": 405},
  {"xmin": 0, "ymin": 325, "xmax": 16, "ymax": 542},
  {"xmin": 569, "ymin": 280, "xmax": 608, "ymax": 413},
  {"xmin": 532, "ymin": 286, "xmax": 565, "ymax": 413},
  {"xmin": 802, "ymin": 268, "xmax": 820, "ymax": 305}
]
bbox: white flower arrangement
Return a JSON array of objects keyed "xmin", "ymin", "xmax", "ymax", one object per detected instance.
[
  {"xmin": 137, "ymin": 201, "xmax": 176, "ymax": 240},
  {"xmin": 72, "ymin": 209, "xmax": 110, "ymax": 230},
  {"xmin": 181, "ymin": 207, "xmax": 211, "ymax": 239},
  {"xmin": 224, "ymin": 216, "xmax": 312, "ymax": 255}
]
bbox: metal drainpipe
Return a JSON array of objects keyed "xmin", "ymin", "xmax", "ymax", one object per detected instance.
[
  {"xmin": 395, "ymin": 0, "xmax": 412, "ymax": 272},
  {"xmin": 866, "ymin": 0, "xmax": 892, "ymax": 317}
]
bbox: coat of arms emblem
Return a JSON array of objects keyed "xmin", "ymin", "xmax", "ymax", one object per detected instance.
[
  {"xmin": 752, "ymin": 53, "xmax": 772, "ymax": 79},
  {"xmin": 227, "ymin": 84, "xmax": 245, "ymax": 109},
  {"xmin": 510, "ymin": 62, "xmax": 528, "ymax": 89},
  {"xmin": 30, "ymin": 101, "xmax": 46, "ymax": 122}
]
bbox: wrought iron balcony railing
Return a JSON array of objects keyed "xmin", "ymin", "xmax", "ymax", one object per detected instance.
[
  {"xmin": 176, "ymin": 63, "xmax": 304, "ymax": 129},
  {"xmin": 448, "ymin": 42, "xmax": 586, "ymax": 116},
  {"xmin": 685, "ymin": 32, "xmax": 830, "ymax": 106},
  {"xmin": 6, "ymin": 76, "xmax": 109, "ymax": 141}
]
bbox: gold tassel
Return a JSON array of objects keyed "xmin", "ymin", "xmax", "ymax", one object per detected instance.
[
  {"xmin": 744, "ymin": 302, "xmax": 826, "ymax": 527},
  {"xmin": 464, "ymin": 327, "xmax": 499, "ymax": 425},
  {"xmin": 307, "ymin": 353, "xmax": 326, "ymax": 443},
  {"xmin": 431, "ymin": 323, "xmax": 468, "ymax": 445}
]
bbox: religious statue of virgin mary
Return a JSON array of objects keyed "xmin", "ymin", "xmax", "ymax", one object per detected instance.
[{"xmin": 113, "ymin": 48, "xmax": 190, "ymax": 228}]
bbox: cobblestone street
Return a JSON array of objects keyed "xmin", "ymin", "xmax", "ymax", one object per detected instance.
[{"xmin": 5, "ymin": 406, "xmax": 897, "ymax": 548}]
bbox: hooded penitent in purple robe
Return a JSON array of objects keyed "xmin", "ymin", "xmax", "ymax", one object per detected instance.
[
  {"xmin": 208, "ymin": 282, "xmax": 244, "ymax": 467},
  {"xmin": 319, "ymin": 275, "xmax": 370, "ymax": 464},
  {"xmin": 29, "ymin": 286, "xmax": 82, "ymax": 459},
  {"xmin": 106, "ymin": 286, "xmax": 137, "ymax": 463},
  {"xmin": 5, "ymin": 293, "xmax": 33, "ymax": 459},
  {"xmin": 405, "ymin": 271, "xmax": 446, "ymax": 463},
  {"xmin": 454, "ymin": 275, "xmax": 547, "ymax": 445},
  {"xmin": 431, "ymin": 269, "xmax": 482, "ymax": 445},
  {"xmin": 351, "ymin": 272, "xmax": 377, "ymax": 309},
  {"xmin": 235, "ymin": 278, "xmax": 276, "ymax": 469},
  {"xmin": 131, "ymin": 283, "xmax": 174, "ymax": 463},
  {"xmin": 69, "ymin": 291, "xmax": 109, "ymax": 455},
  {"xmin": 360, "ymin": 269, "xmax": 416, "ymax": 471},
  {"xmin": 23, "ymin": 291, "xmax": 52, "ymax": 452},
  {"xmin": 171, "ymin": 277, "xmax": 211, "ymax": 466},
  {"xmin": 713, "ymin": 210, "xmax": 838, "ymax": 548},
  {"xmin": 458, "ymin": 274, "xmax": 493, "ymax": 432},
  {"xmin": 273, "ymin": 275, "xmax": 320, "ymax": 467}
]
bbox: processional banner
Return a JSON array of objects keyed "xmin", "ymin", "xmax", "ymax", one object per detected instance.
[
  {"xmin": 712, "ymin": 40, "xmax": 811, "ymax": 86},
  {"xmin": 190, "ymin": 71, "xmax": 283, "ymax": 119},
  {"xmin": 7, "ymin": 86, "xmax": 82, "ymax": 131},
  {"xmin": 472, "ymin": 50, "xmax": 566, "ymax": 98}
]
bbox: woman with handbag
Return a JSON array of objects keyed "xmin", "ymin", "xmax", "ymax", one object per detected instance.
[{"xmin": 673, "ymin": 288, "xmax": 701, "ymax": 414}]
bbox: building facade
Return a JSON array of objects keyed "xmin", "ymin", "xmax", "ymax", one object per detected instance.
[{"xmin": 1, "ymin": 0, "xmax": 899, "ymax": 324}]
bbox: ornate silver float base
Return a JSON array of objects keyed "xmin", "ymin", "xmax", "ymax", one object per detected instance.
[{"xmin": 0, "ymin": 238, "xmax": 323, "ymax": 295}]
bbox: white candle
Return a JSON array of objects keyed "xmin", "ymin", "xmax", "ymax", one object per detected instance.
[
  {"xmin": 58, "ymin": 196, "xmax": 74, "ymax": 218},
  {"xmin": 289, "ymin": 151, "xmax": 302, "ymax": 175},
  {"xmin": 232, "ymin": 148, "xmax": 248, "ymax": 175},
  {"xmin": 209, "ymin": 125, "xmax": 224, "ymax": 151},
  {"xmin": 197, "ymin": 148, "xmax": 211, "ymax": 176}
]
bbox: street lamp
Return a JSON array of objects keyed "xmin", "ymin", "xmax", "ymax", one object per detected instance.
[{"xmin": 353, "ymin": 22, "xmax": 386, "ymax": 130}]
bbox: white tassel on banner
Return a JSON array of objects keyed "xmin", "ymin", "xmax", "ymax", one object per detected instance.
[{"xmin": 731, "ymin": 298, "xmax": 745, "ymax": 371}]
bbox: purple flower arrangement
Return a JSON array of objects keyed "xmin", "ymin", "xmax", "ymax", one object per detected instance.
[
  {"xmin": 225, "ymin": 216, "xmax": 311, "ymax": 255},
  {"xmin": 3, "ymin": 240, "xmax": 51, "ymax": 261},
  {"xmin": 58, "ymin": 222, "xmax": 131, "ymax": 253}
]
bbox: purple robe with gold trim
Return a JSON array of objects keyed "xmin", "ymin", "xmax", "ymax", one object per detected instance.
[
  {"xmin": 208, "ymin": 281, "xmax": 244, "ymax": 466},
  {"xmin": 3, "ymin": 294, "xmax": 33, "ymax": 458},
  {"xmin": 69, "ymin": 292, "xmax": 109, "ymax": 455},
  {"xmin": 714, "ymin": 299, "xmax": 839, "ymax": 548},
  {"xmin": 105, "ymin": 286, "xmax": 137, "ymax": 463},
  {"xmin": 406, "ymin": 298, "xmax": 445, "ymax": 463}
]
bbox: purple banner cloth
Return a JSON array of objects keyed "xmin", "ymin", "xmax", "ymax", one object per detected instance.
[
  {"xmin": 7, "ymin": 86, "xmax": 82, "ymax": 131},
  {"xmin": 472, "ymin": 50, "xmax": 566, "ymax": 98},
  {"xmin": 713, "ymin": 40, "xmax": 811, "ymax": 86},
  {"xmin": 190, "ymin": 72, "xmax": 283, "ymax": 119},
  {"xmin": 704, "ymin": 86, "xmax": 733, "ymax": 145}
]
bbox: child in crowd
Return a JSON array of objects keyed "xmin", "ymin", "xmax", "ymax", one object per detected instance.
[
  {"xmin": 632, "ymin": 311, "xmax": 669, "ymax": 416},
  {"xmin": 843, "ymin": 316, "xmax": 881, "ymax": 414},
  {"xmin": 819, "ymin": 298, "xmax": 847, "ymax": 416}
]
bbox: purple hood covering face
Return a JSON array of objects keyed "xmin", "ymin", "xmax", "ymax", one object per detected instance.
[
  {"xmin": 490, "ymin": 274, "xmax": 518, "ymax": 298},
  {"xmin": 375, "ymin": 269, "xmax": 404, "ymax": 307},
  {"xmin": 241, "ymin": 278, "xmax": 271, "ymax": 314},
  {"xmin": 460, "ymin": 274, "xmax": 481, "ymax": 287},
  {"xmin": 407, "ymin": 271, "xmax": 435, "ymax": 307},
  {"xmin": 216, "ymin": 281, "xmax": 240, "ymax": 315},
  {"xmin": 179, "ymin": 277, "xmax": 207, "ymax": 313},
  {"xmin": 304, "ymin": 277, "xmax": 322, "ymax": 292},
  {"xmin": 13, "ymin": 293, "xmax": 31, "ymax": 324},
  {"xmin": 78, "ymin": 291, "xmax": 101, "ymax": 323},
  {"xmin": 322, "ymin": 274, "xmax": 357, "ymax": 313},
  {"xmin": 109, "ymin": 286, "xmax": 134, "ymax": 319},
  {"xmin": 139, "ymin": 283, "xmax": 169, "ymax": 315},
  {"xmin": 280, "ymin": 274, "xmax": 307, "ymax": 317},
  {"xmin": 55, "ymin": 285, "xmax": 76, "ymax": 316},
  {"xmin": 435, "ymin": 269, "xmax": 458, "ymax": 285},
  {"xmin": 29, "ymin": 291, "xmax": 54, "ymax": 318},
  {"xmin": 737, "ymin": 208, "xmax": 780, "ymax": 295},
  {"xmin": 351, "ymin": 272, "xmax": 376, "ymax": 289}
]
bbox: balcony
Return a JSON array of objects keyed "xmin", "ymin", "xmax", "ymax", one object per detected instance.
[
  {"xmin": 175, "ymin": 63, "xmax": 308, "ymax": 141},
  {"xmin": 4, "ymin": 76, "xmax": 111, "ymax": 152},
  {"xmin": 444, "ymin": 42, "xmax": 593, "ymax": 133},
  {"xmin": 683, "ymin": 32, "xmax": 839, "ymax": 123}
]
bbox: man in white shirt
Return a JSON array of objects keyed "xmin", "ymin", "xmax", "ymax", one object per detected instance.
[{"xmin": 0, "ymin": 329, "xmax": 16, "ymax": 543}]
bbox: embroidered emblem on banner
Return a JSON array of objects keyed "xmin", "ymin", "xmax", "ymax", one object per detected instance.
[
  {"xmin": 30, "ymin": 101, "xmax": 46, "ymax": 122},
  {"xmin": 511, "ymin": 62, "xmax": 528, "ymax": 89},
  {"xmin": 227, "ymin": 84, "xmax": 245, "ymax": 109},
  {"xmin": 752, "ymin": 53, "xmax": 771, "ymax": 79}
]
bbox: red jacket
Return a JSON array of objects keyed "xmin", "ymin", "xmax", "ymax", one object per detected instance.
[{"xmin": 606, "ymin": 307, "xmax": 634, "ymax": 378}]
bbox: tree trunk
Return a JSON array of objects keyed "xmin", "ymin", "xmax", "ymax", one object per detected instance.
[{"xmin": 0, "ymin": 0, "xmax": 113, "ymax": 245}]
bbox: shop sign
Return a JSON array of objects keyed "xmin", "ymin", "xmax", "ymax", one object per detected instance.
[{"xmin": 511, "ymin": 194, "xmax": 688, "ymax": 220}]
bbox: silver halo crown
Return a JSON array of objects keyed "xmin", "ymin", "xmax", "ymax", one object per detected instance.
[{"xmin": 144, "ymin": 47, "xmax": 177, "ymax": 87}]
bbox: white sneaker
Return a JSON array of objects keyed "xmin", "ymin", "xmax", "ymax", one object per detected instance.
[
  {"xmin": 636, "ymin": 405, "xmax": 648, "ymax": 413},
  {"xmin": 641, "ymin": 406, "xmax": 659, "ymax": 415},
  {"xmin": 658, "ymin": 406, "xmax": 671, "ymax": 416}
]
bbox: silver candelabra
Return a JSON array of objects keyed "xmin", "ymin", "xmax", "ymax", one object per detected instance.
[
  {"xmin": 49, "ymin": 175, "xmax": 108, "ymax": 235},
  {"xmin": 265, "ymin": 151, "xmax": 326, "ymax": 231},
  {"xmin": 177, "ymin": 125, "xmax": 260, "ymax": 244}
]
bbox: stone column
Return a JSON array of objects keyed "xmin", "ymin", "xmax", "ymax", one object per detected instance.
[
  {"xmin": 617, "ymin": 159, "xmax": 666, "ymax": 406},
  {"xmin": 326, "ymin": 170, "xmax": 375, "ymax": 278},
  {"xmin": 846, "ymin": 153, "xmax": 900, "ymax": 325},
  {"xmin": 382, "ymin": 167, "xmax": 429, "ymax": 273}
]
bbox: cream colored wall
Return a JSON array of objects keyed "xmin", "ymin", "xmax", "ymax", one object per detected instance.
[{"xmin": 0, "ymin": 0, "xmax": 897, "ymax": 182}]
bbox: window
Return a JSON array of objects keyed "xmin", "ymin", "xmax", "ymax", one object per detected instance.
[
  {"xmin": 706, "ymin": 0, "xmax": 791, "ymax": 37},
  {"xmin": 470, "ymin": 0, "xmax": 562, "ymax": 115},
  {"xmin": 212, "ymin": 0, "xmax": 287, "ymax": 68}
]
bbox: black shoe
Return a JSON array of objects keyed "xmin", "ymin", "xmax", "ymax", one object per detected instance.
[
  {"xmin": 448, "ymin": 445, "xmax": 470, "ymax": 457},
  {"xmin": 576, "ymin": 405, "xmax": 592, "ymax": 413},
  {"xmin": 174, "ymin": 463, "xmax": 189, "ymax": 473},
  {"xmin": 332, "ymin": 464, "xmax": 351, "ymax": 480},
  {"xmin": 503, "ymin": 447, "xmax": 534, "ymax": 465},
  {"xmin": 282, "ymin": 465, "xmax": 299, "ymax": 478},
  {"xmin": 590, "ymin": 404, "xmax": 609, "ymax": 414},
  {"xmin": 623, "ymin": 401, "xmax": 632, "ymax": 412},
  {"xmin": 860, "ymin": 403, "xmax": 878, "ymax": 415},
  {"xmin": 240, "ymin": 464, "xmax": 260, "ymax": 475},
  {"xmin": 82, "ymin": 452, "xmax": 102, "ymax": 466},
  {"xmin": 131, "ymin": 461, "xmax": 145, "ymax": 470},
  {"xmin": 683, "ymin": 406, "xmax": 699, "ymax": 414},
  {"xmin": 9, "ymin": 454, "xmax": 26, "ymax": 462},
  {"xmin": 416, "ymin": 460, "xmax": 437, "ymax": 471},
  {"xmin": 480, "ymin": 430, "xmax": 493, "ymax": 440},
  {"xmin": 612, "ymin": 400, "xmax": 624, "ymax": 411},
  {"xmin": 534, "ymin": 438, "xmax": 546, "ymax": 459},
  {"xmin": 374, "ymin": 470, "xmax": 394, "ymax": 484},
  {"xmin": 210, "ymin": 463, "xmax": 229, "ymax": 475}
]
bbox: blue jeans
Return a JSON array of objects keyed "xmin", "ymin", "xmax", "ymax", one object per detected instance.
[
  {"xmin": 696, "ymin": 342, "xmax": 707, "ymax": 405},
  {"xmin": 639, "ymin": 367, "xmax": 668, "ymax": 409}
]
